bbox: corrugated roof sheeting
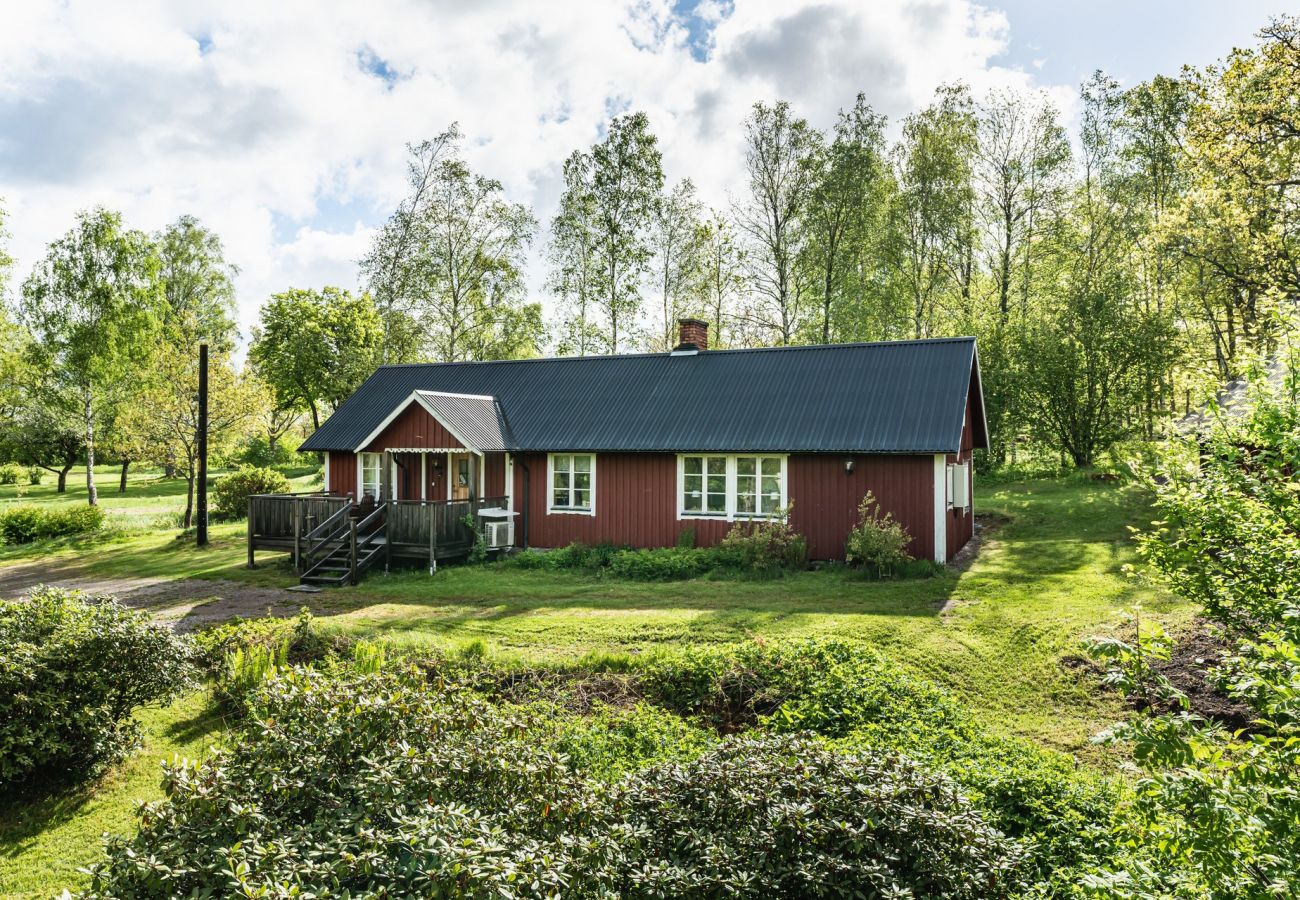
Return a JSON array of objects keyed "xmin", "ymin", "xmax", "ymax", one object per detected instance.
[
  {"xmin": 415, "ymin": 392, "xmax": 513, "ymax": 451},
  {"xmin": 300, "ymin": 338, "xmax": 981, "ymax": 455}
]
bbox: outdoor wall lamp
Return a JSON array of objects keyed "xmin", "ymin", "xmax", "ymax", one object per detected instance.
[{"xmin": 844, "ymin": 458, "xmax": 856, "ymax": 474}]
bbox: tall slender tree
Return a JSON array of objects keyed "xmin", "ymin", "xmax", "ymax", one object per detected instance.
[
  {"xmin": 734, "ymin": 101, "xmax": 821, "ymax": 345},
  {"xmin": 649, "ymin": 179, "xmax": 707, "ymax": 351},
  {"xmin": 19, "ymin": 208, "xmax": 162, "ymax": 505},
  {"xmin": 698, "ymin": 212, "xmax": 747, "ymax": 349}
]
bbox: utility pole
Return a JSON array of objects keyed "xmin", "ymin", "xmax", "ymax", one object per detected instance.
[{"xmin": 197, "ymin": 343, "xmax": 209, "ymax": 547}]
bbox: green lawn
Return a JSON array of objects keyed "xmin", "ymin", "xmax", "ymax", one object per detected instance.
[{"xmin": 0, "ymin": 471, "xmax": 1193, "ymax": 898}]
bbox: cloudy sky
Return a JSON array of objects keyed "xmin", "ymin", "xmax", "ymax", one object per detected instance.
[{"xmin": 0, "ymin": 0, "xmax": 1294, "ymax": 344}]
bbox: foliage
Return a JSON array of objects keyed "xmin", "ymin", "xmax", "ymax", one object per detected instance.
[
  {"xmin": 247, "ymin": 286, "xmax": 384, "ymax": 430},
  {"xmin": 216, "ymin": 636, "xmax": 289, "ymax": 714},
  {"xmin": 0, "ymin": 503, "xmax": 105, "ymax": 544},
  {"xmin": 548, "ymin": 700, "xmax": 715, "ymax": 780},
  {"xmin": 77, "ymin": 666, "xmax": 1029, "ymax": 899},
  {"xmin": 462, "ymin": 511, "xmax": 488, "ymax": 564},
  {"xmin": 26, "ymin": 464, "xmax": 42, "ymax": 484},
  {"xmin": 1084, "ymin": 357, "xmax": 1300, "ymax": 896},
  {"xmin": 551, "ymin": 111, "xmax": 664, "ymax": 354},
  {"xmin": 210, "ymin": 465, "xmax": 290, "ymax": 519},
  {"xmin": 18, "ymin": 207, "xmax": 163, "ymax": 506},
  {"xmin": 0, "ymin": 587, "xmax": 195, "ymax": 789},
  {"xmin": 606, "ymin": 546, "xmax": 718, "ymax": 581},
  {"xmin": 115, "ymin": 343, "xmax": 263, "ymax": 528},
  {"xmin": 844, "ymin": 490, "xmax": 913, "ymax": 577},
  {"xmin": 154, "ymin": 215, "xmax": 239, "ymax": 352},
  {"xmin": 0, "ymin": 460, "xmax": 21, "ymax": 483},
  {"xmin": 235, "ymin": 433, "xmax": 305, "ymax": 468},
  {"xmin": 716, "ymin": 511, "xmax": 808, "ymax": 575}
]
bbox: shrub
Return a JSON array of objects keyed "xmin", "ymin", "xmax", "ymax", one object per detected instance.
[
  {"xmin": 607, "ymin": 546, "xmax": 716, "ymax": 581},
  {"xmin": 0, "ymin": 587, "xmax": 197, "ymax": 789},
  {"xmin": 26, "ymin": 466, "xmax": 42, "ymax": 485},
  {"xmin": 79, "ymin": 668, "xmax": 1027, "ymax": 899},
  {"xmin": 236, "ymin": 434, "xmax": 303, "ymax": 468},
  {"xmin": 716, "ymin": 511, "xmax": 807, "ymax": 575},
  {"xmin": 211, "ymin": 465, "xmax": 291, "ymax": 519},
  {"xmin": 0, "ymin": 504, "xmax": 105, "ymax": 544},
  {"xmin": 0, "ymin": 462, "xmax": 22, "ymax": 484},
  {"xmin": 844, "ymin": 491, "xmax": 913, "ymax": 577}
]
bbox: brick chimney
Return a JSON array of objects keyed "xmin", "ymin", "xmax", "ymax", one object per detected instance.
[{"xmin": 676, "ymin": 318, "xmax": 709, "ymax": 352}]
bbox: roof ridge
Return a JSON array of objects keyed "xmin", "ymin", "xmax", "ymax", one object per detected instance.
[{"xmin": 376, "ymin": 336, "xmax": 977, "ymax": 370}]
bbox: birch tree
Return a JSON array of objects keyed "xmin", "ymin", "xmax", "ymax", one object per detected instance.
[
  {"xmin": 734, "ymin": 101, "xmax": 820, "ymax": 344},
  {"xmin": 649, "ymin": 179, "xmax": 707, "ymax": 351},
  {"xmin": 19, "ymin": 208, "xmax": 162, "ymax": 505}
]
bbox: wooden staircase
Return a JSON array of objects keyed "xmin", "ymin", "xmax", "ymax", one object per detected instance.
[{"xmin": 299, "ymin": 502, "xmax": 388, "ymax": 586}]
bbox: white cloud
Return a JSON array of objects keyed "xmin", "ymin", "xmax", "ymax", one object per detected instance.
[{"xmin": 0, "ymin": 0, "xmax": 1059, "ymax": 345}]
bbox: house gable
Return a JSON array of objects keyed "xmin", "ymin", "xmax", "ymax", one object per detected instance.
[{"xmin": 360, "ymin": 395, "xmax": 467, "ymax": 452}]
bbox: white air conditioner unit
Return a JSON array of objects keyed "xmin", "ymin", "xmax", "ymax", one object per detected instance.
[{"xmin": 483, "ymin": 520, "xmax": 514, "ymax": 549}]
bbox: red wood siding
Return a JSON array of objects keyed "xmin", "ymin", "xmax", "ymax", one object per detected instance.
[
  {"xmin": 326, "ymin": 451, "xmax": 356, "ymax": 497},
  {"xmin": 787, "ymin": 454, "xmax": 935, "ymax": 561},
  {"xmin": 362, "ymin": 402, "xmax": 465, "ymax": 452},
  {"xmin": 485, "ymin": 453, "xmax": 506, "ymax": 497},
  {"xmin": 512, "ymin": 451, "xmax": 938, "ymax": 560}
]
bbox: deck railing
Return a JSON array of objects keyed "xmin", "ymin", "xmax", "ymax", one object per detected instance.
[{"xmin": 247, "ymin": 492, "xmax": 510, "ymax": 576}]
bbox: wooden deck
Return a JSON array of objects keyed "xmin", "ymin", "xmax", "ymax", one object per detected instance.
[{"xmin": 247, "ymin": 493, "xmax": 511, "ymax": 584}]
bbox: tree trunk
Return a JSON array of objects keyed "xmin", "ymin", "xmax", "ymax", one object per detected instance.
[
  {"xmin": 83, "ymin": 392, "xmax": 97, "ymax": 506},
  {"xmin": 310, "ymin": 402, "xmax": 321, "ymax": 431},
  {"xmin": 57, "ymin": 465, "xmax": 70, "ymax": 493},
  {"xmin": 119, "ymin": 459, "xmax": 130, "ymax": 493}
]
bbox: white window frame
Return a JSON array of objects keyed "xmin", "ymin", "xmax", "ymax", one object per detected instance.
[
  {"xmin": 547, "ymin": 452, "xmax": 596, "ymax": 516},
  {"xmin": 676, "ymin": 454, "xmax": 788, "ymax": 522},
  {"xmin": 358, "ymin": 452, "xmax": 382, "ymax": 500}
]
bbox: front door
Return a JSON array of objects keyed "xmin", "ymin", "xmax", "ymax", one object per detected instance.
[{"xmin": 450, "ymin": 453, "xmax": 473, "ymax": 500}]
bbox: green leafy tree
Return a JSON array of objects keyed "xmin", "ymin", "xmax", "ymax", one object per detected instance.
[
  {"xmin": 552, "ymin": 112, "xmax": 664, "ymax": 353},
  {"xmin": 116, "ymin": 346, "xmax": 263, "ymax": 528},
  {"xmin": 886, "ymin": 84, "xmax": 978, "ymax": 339},
  {"xmin": 698, "ymin": 212, "xmax": 746, "ymax": 349},
  {"xmin": 18, "ymin": 208, "xmax": 162, "ymax": 505},
  {"xmin": 155, "ymin": 215, "xmax": 239, "ymax": 351},
  {"xmin": 800, "ymin": 93, "xmax": 889, "ymax": 344},
  {"xmin": 734, "ymin": 100, "xmax": 821, "ymax": 345},
  {"xmin": 366, "ymin": 135, "xmax": 539, "ymax": 362},
  {"xmin": 360, "ymin": 127, "xmax": 460, "ymax": 363},
  {"xmin": 1086, "ymin": 351, "xmax": 1300, "ymax": 895},
  {"xmin": 548, "ymin": 150, "xmax": 604, "ymax": 355},
  {"xmin": 649, "ymin": 178, "xmax": 707, "ymax": 351},
  {"xmin": 248, "ymin": 287, "xmax": 383, "ymax": 431}
]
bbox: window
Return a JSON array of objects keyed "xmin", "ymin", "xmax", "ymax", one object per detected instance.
[
  {"xmin": 359, "ymin": 452, "xmax": 381, "ymax": 499},
  {"xmin": 682, "ymin": 455, "xmax": 728, "ymax": 515},
  {"xmin": 678, "ymin": 454, "xmax": 787, "ymax": 520},
  {"xmin": 549, "ymin": 453, "xmax": 595, "ymax": 514}
]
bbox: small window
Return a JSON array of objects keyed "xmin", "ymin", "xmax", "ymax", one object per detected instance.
[
  {"xmin": 549, "ymin": 453, "xmax": 595, "ymax": 514},
  {"xmin": 735, "ymin": 456, "xmax": 783, "ymax": 517},
  {"xmin": 683, "ymin": 455, "xmax": 728, "ymax": 515},
  {"xmin": 360, "ymin": 452, "xmax": 382, "ymax": 500}
]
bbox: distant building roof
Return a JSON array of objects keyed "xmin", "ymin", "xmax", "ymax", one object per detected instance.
[{"xmin": 300, "ymin": 337, "xmax": 988, "ymax": 455}]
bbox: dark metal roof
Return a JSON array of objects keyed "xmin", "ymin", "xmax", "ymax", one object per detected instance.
[
  {"xmin": 414, "ymin": 391, "xmax": 514, "ymax": 451},
  {"xmin": 299, "ymin": 337, "xmax": 987, "ymax": 455}
]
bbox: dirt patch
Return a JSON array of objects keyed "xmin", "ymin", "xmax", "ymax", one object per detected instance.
[
  {"xmin": 1065, "ymin": 620, "xmax": 1254, "ymax": 732},
  {"xmin": 0, "ymin": 561, "xmax": 305, "ymax": 632}
]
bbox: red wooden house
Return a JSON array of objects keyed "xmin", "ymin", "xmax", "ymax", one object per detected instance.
[{"xmin": 253, "ymin": 321, "xmax": 986, "ymax": 584}]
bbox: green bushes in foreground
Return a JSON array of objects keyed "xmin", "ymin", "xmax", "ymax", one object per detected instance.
[
  {"xmin": 511, "ymin": 517, "xmax": 808, "ymax": 581},
  {"xmin": 78, "ymin": 666, "xmax": 1026, "ymax": 899},
  {"xmin": 0, "ymin": 504, "xmax": 105, "ymax": 544},
  {"xmin": 0, "ymin": 587, "xmax": 197, "ymax": 790}
]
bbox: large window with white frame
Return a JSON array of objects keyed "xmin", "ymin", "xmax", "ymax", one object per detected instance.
[
  {"xmin": 359, "ymin": 452, "xmax": 381, "ymax": 500},
  {"xmin": 548, "ymin": 453, "xmax": 595, "ymax": 514},
  {"xmin": 678, "ymin": 454, "xmax": 787, "ymax": 520}
]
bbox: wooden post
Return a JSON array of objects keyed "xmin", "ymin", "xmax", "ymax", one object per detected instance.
[
  {"xmin": 197, "ymin": 343, "xmax": 209, "ymax": 547},
  {"xmin": 246, "ymin": 496, "xmax": 255, "ymax": 568},
  {"xmin": 384, "ymin": 502, "xmax": 392, "ymax": 573},
  {"xmin": 429, "ymin": 503, "xmax": 437, "ymax": 575},
  {"xmin": 292, "ymin": 499, "xmax": 303, "ymax": 572},
  {"xmin": 349, "ymin": 517, "xmax": 359, "ymax": 586}
]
